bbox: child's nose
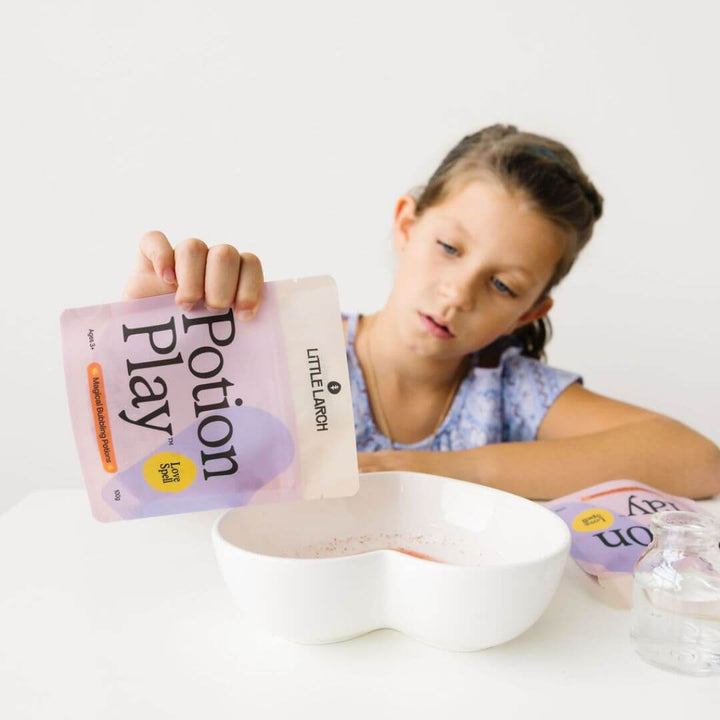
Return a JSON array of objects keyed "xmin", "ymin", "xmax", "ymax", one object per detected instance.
[{"xmin": 439, "ymin": 272, "xmax": 476, "ymax": 311}]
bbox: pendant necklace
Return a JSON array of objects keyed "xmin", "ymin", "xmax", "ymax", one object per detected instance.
[{"xmin": 362, "ymin": 314, "xmax": 467, "ymax": 447}]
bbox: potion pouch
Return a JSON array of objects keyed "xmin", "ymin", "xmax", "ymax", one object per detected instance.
[
  {"xmin": 545, "ymin": 480, "xmax": 711, "ymax": 606},
  {"xmin": 60, "ymin": 276, "xmax": 359, "ymax": 522}
]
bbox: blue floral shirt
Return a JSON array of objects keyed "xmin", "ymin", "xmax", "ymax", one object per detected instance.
[{"xmin": 345, "ymin": 313, "xmax": 582, "ymax": 452}]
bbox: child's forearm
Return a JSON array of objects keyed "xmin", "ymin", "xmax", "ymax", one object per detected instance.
[{"xmin": 359, "ymin": 418, "xmax": 720, "ymax": 500}]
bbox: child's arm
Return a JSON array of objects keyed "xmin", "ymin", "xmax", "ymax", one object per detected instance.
[{"xmin": 359, "ymin": 384, "xmax": 720, "ymax": 500}]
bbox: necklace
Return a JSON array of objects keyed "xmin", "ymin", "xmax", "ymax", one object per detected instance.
[{"xmin": 361, "ymin": 314, "xmax": 467, "ymax": 447}]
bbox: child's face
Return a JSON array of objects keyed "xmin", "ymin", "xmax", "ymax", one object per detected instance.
[{"xmin": 390, "ymin": 176, "xmax": 567, "ymax": 359}]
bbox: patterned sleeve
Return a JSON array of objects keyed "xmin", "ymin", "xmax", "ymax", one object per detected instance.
[{"xmin": 501, "ymin": 350, "xmax": 582, "ymax": 442}]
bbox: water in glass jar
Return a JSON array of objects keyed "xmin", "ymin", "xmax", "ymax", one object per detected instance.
[{"xmin": 631, "ymin": 569, "xmax": 720, "ymax": 676}]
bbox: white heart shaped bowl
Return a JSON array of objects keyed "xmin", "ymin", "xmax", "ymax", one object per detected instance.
[{"xmin": 212, "ymin": 471, "xmax": 570, "ymax": 651}]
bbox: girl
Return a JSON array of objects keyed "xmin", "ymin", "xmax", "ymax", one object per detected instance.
[{"xmin": 122, "ymin": 124, "xmax": 720, "ymax": 500}]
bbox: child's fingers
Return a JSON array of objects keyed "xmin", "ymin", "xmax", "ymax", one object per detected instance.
[
  {"xmin": 127, "ymin": 235, "xmax": 261, "ymax": 319},
  {"xmin": 234, "ymin": 252, "xmax": 264, "ymax": 320},
  {"xmin": 139, "ymin": 230, "xmax": 177, "ymax": 285},
  {"xmin": 204, "ymin": 244, "xmax": 241, "ymax": 310},
  {"xmin": 174, "ymin": 237, "xmax": 209, "ymax": 309}
]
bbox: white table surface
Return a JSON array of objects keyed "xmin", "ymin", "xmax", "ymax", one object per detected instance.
[{"xmin": 1, "ymin": 489, "xmax": 719, "ymax": 719}]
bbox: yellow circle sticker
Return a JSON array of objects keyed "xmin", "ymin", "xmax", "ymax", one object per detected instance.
[
  {"xmin": 572, "ymin": 508, "xmax": 614, "ymax": 532},
  {"xmin": 143, "ymin": 452, "xmax": 197, "ymax": 493}
]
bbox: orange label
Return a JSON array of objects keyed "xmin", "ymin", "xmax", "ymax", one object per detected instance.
[
  {"xmin": 87, "ymin": 363, "xmax": 117, "ymax": 473},
  {"xmin": 581, "ymin": 486, "xmax": 659, "ymax": 501}
]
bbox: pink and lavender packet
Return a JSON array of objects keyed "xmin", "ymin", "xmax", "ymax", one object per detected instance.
[
  {"xmin": 61, "ymin": 276, "xmax": 358, "ymax": 522},
  {"xmin": 545, "ymin": 480, "xmax": 712, "ymax": 606}
]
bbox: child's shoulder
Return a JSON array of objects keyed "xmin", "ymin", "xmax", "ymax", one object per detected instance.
[{"xmin": 466, "ymin": 342, "xmax": 582, "ymax": 400}]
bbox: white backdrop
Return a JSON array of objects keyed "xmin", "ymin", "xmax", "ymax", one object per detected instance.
[{"xmin": 1, "ymin": 0, "xmax": 718, "ymax": 514}]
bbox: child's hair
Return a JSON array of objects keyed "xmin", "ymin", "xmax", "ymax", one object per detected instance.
[{"xmin": 412, "ymin": 124, "xmax": 604, "ymax": 360}]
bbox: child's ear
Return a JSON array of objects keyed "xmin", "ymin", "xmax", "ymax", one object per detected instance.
[
  {"xmin": 393, "ymin": 195, "xmax": 418, "ymax": 255},
  {"xmin": 512, "ymin": 296, "xmax": 554, "ymax": 332}
]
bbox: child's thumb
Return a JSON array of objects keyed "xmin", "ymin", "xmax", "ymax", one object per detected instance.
[{"xmin": 140, "ymin": 231, "xmax": 176, "ymax": 285}]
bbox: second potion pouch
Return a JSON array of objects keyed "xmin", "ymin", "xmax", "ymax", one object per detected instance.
[
  {"xmin": 61, "ymin": 276, "xmax": 359, "ymax": 522},
  {"xmin": 545, "ymin": 480, "xmax": 711, "ymax": 606}
]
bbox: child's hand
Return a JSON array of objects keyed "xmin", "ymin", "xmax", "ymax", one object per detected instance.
[{"xmin": 121, "ymin": 231, "xmax": 264, "ymax": 321}]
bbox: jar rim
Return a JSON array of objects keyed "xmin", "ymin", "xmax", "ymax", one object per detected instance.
[{"xmin": 650, "ymin": 510, "xmax": 720, "ymax": 537}]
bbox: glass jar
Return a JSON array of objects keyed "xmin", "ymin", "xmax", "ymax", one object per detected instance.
[{"xmin": 630, "ymin": 510, "xmax": 720, "ymax": 675}]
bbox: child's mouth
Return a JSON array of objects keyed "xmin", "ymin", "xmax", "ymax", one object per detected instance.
[{"xmin": 419, "ymin": 312, "xmax": 455, "ymax": 339}]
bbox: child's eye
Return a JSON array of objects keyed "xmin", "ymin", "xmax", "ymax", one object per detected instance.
[
  {"xmin": 436, "ymin": 240, "xmax": 459, "ymax": 256},
  {"xmin": 492, "ymin": 277, "xmax": 517, "ymax": 297}
]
